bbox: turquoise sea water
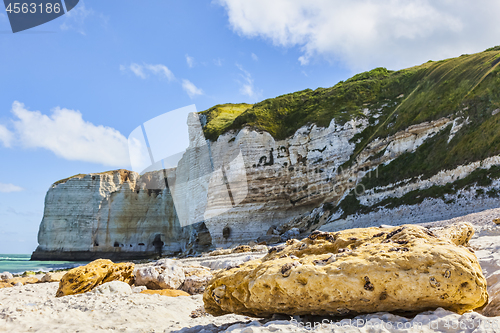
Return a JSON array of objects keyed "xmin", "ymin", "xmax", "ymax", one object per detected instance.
[{"xmin": 0, "ymin": 254, "xmax": 88, "ymax": 274}]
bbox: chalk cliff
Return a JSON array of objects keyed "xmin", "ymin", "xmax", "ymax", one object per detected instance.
[
  {"xmin": 32, "ymin": 170, "xmax": 211, "ymax": 260},
  {"xmin": 33, "ymin": 47, "xmax": 500, "ymax": 259}
]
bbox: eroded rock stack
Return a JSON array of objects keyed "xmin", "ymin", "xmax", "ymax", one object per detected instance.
[{"xmin": 203, "ymin": 222, "xmax": 488, "ymax": 317}]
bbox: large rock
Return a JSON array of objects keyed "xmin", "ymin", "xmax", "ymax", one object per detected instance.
[
  {"xmin": 134, "ymin": 259, "xmax": 185, "ymax": 290},
  {"xmin": 56, "ymin": 259, "xmax": 134, "ymax": 297},
  {"xmin": 203, "ymin": 223, "xmax": 488, "ymax": 317},
  {"xmin": 92, "ymin": 281, "xmax": 132, "ymax": 295}
]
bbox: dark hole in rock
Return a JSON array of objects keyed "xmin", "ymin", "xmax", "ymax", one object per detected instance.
[
  {"xmin": 223, "ymin": 226, "xmax": 231, "ymax": 239},
  {"xmin": 153, "ymin": 234, "xmax": 164, "ymax": 256},
  {"xmin": 113, "ymin": 241, "xmax": 119, "ymax": 247}
]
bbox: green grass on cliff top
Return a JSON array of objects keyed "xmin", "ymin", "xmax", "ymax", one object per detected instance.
[
  {"xmin": 202, "ymin": 48, "xmax": 500, "ymax": 142},
  {"xmin": 199, "ymin": 103, "xmax": 253, "ymax": 141}
]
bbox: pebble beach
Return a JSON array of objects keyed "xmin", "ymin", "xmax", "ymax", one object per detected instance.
[{"xmin": 1, "ymin": 208, "xmax": 500, "ymax": 332}]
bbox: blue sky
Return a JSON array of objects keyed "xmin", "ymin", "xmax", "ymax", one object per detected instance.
[{"xmin": 0, "ymin": 0, "xmax": 499, "ymax": 254}]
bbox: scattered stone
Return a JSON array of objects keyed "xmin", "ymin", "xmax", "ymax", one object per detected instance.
[
  {"xmin": 251, "ymin": 245, "xmax": 268, "ymax": 252},
  {"xmin": 40, "ymin": 272, "xmax": 66, "ymax": 283},
  {"xmin": 204, "ymin": 223, "xmax": 487, "ymax": 317},
  {"xmin": 183, "ymin": 265, "xmax": 211, "ymax": 277},
  {"xmin": 8, "ymin": 277, "xmax": 39, "ymax": 286},
  {"xmin": 190, "ymin": 306, "xmax": 208, "ymax": 318},
  {"xmin": 134, "ymin": 259, "xmax": 185, "ymax": 290},
  {"xmin": 231, "ymin": 245, "xmax": 251, "ymax": 254},
  {"xmin": 140, "ymin": 289, "xmax": 190, "ymax": 297},
  {"xmin": 256, "ymin": 235, "xmax": 281, "ymax": 244},
  {"xmin": 280, "ymin": 228, "xmax": 300, "ymax": 241},
  {"xmin": 182, "ymin": 274, "xmax": 213, "ymax": 295},
  {"xmin": 493, "ymin": 218, "xmax": 500, "ymax": 225},
  {"xmin": 199, "ymin": 254, "xmax": 262, "ymax": 270},
  {"xmin": 56, "ymin": 259, "xmax": 134, "ymax": 297},
  {"xmin": 180, "ymin": 265, "xmax": 213, "ymax": 295},
  {"xmin": 14, "ymin": 282, "xmax": 23, "ymax": 287},
  {"xmin": 0, "ymin": 272, "xmax": 13, "ymax": 281},
  {"xmin": 481, "ymin": 271, "xmax": 500, "ymax": 317},
  {"xmin": 132, "ymin": 286, "xmax": 147, "ymax": 293},
  {"xmin": 208, "ymin": 249, "xmax": 232, "ymax": 256},
  {"xmin": 0, "ymin": 282, "xmax": 12, "ymax": 289},
  {"xmin": 93, "ymin": 281, "xmax": 132, "ymax": 295}
]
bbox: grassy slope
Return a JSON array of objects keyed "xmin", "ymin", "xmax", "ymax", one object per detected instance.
[{"xmin": 199, "ymin": 103, "xmax": 253, "ymax": 141}]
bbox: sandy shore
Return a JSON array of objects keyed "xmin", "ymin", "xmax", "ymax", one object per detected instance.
[{"xmin": 1, "ymin": 208, "xmax": 500, "ymax": 332}]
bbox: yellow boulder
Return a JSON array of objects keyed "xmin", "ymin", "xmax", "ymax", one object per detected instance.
[
  {"xmin": 0, "ymin": 282, "xmax": 12, "ymax": 289},
  {"xmin": 141, "ymin": 289, "xmax": 190, "ymax": 297},
  {"xmin": 204, "ymin": 223, "xmax": 488, "ymax": 317},
  {"xmin": 56, "ymin": 259, "xmax": 134, "ymax": 297},
  {"xmin": 8, "ymin": 276, "xmax": 39, "ymax": 286},
  {"xmin": 232, "ymin": 245, "xmax": 252, "ymax": 254}
]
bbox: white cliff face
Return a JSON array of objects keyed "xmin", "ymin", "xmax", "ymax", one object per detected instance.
[
  {"xmin": 197, "ymin": 114, "xmax": 499, "ymax": 246},
  {"xmin": 33, "ymin": 169, "xmax": 211, "ymax": 260},
  {"xmin": 202, "ymin": 118, "xmax": 370, "ymax": 246}
]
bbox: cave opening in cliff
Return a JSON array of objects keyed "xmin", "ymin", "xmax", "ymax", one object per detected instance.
[{"xmin": 152, "ymin": 234, "xmax": 164, "ymax": 257}]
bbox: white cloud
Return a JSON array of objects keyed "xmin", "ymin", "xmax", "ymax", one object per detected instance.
[
  {"xmin": 0, "ymin": 124, "xmax": 13, "ymax": 148},
  {"xmin": 181, "ymin": 79, "xmax": 203, "ymax": 98},
  {"xmin": 214, "ymin": 58, "xmax": 223, "ymax": 66},
  {"xmin": 129, "ymin": 63, "xmax": 147, "ymax": 79},
  {"xmin": 186, "ymin": 55, "xmax": 195, "ymax": 68},
  {"xmin": 236, "ymin": 64, "xmax": 259, "ymax": 98},
  {"xmin": 122, "ymin": 63, "xmax": 175, "ymax": 81},
  {"xmin": 251, "ymin": 53, "xmax": 258, "ymax": 61},
  {"xmin": 0, "ymin": 183, "xmax": 24, "ymax": 193},
  {"xmin": 217, "ymin": 0, "xmax": 500, "ymax": 70},
  {"xmin": 60, "ymin": 2, "xmax": 96, "ymax": 35},
  {"xmin": 145, "ymin": 64, "xmax": 175, "ymax": 80},
  {"xmin": 10, "ymin": 101, "xmax": 130, "ymax": 167}
]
